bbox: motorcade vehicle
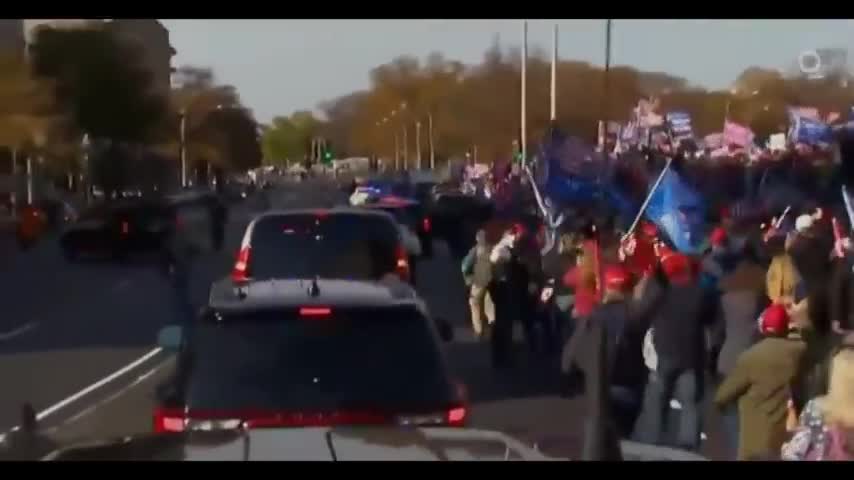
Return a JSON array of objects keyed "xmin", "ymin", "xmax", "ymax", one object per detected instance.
[
  {"xmin": 59, "ymin": 191, "xmax": 220, "ymax": 262},
  {"xmin": 226, "ymin": 208, "xmax": 413, "ymax": 286},
  {"xmin": 155, "ymin": 278, "xmax": 462, "ymax": 434}
]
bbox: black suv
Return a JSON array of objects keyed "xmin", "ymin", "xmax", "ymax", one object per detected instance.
[
  {"xmin": 154, "ymin": 279, "xmax": 463, "ymax": 433},
  {"xmin": 59, "ymin": 192, "xmax": 221, "ymax": 262}
]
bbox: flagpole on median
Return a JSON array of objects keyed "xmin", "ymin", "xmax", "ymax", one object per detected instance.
[
  {"xmin": 521, "ymin": 20, "xmax": 528, "ymax": 169},
  {"xmin": 551, "ymin": 24, "xmax": 557, "ymax": 123}
]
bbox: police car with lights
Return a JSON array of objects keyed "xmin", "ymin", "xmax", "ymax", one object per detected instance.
[{"xmin": 156, "ymin": 275, "xmax": 460, "ymax": 435}]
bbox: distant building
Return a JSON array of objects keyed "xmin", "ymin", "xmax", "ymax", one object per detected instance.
[{"xmin": 106, "ymin": 19, "xmax": 176, "ymax": 98}]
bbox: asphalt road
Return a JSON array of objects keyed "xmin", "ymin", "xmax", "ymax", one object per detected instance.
[{"xmin": 0, "ymin": 179, "xmax": 728, "ymax": 460}]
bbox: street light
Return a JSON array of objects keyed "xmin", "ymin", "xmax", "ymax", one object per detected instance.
[{"xmin": 179, "ymin": 103, "xmax": 243, "ymax": 188}]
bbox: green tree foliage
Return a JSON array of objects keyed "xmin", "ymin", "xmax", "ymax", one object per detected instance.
[
  {"xmin": 28, "ymin": 25, "xmax": 169, "ymax": 144},
  {"xmin": 261, "ymin": 111, "xmax": 322, "ymax": 165}
]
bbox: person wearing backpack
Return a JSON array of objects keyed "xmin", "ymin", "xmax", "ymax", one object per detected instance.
[
  {"xmin": 462, "ymin": 229, "xmax": 494, "ymax": 340},
  {"xmin": 782, "ymin": 347, "xmax": 854, "ymax": 460}
]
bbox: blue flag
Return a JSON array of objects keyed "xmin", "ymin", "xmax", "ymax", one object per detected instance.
[
  {"xmin": 644, "ymin": 167, "xmax": 707, "ymax": 254},
  {"xmin": 536, "ymin": 127, "xmax": 637, "ymax": 223},
  {"xmin": 789, "ymin": 109, "xmax": 834, "ymax": 145}
]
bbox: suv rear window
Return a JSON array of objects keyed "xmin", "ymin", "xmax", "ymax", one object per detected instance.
[
  {"xmin": 184, "ymin": 307, "xmax": 455, "ymax": 412},
  {"xmin": 249, "ymin": 213, "xmax": 400, "ymax": 281},
  {"xmin": 375, "ymin": 206, "xmax": 419, "ymax": 230}
]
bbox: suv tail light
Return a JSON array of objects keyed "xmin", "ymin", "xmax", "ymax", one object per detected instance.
[
  {"xmin": 396, "ymin": 406, "xmax": 467, "ymax": 427},
  {"xmin": 120, "ymin": 220, "xmax": 130, "ymax": 236},
  {"xmin": 395, "ymin": 244, "xmax": 410, "ymax": 282},
  {"xmin": 299, "ymin": 307, "xmax": 332, "ymax": 317},
  {"xmin": 422, "ymin": 217, "xmax": 431, "ymax": 233},
  {"xmin": 231, "ymin": 246, "xmax": 251, "ymax": 283},
  {"xmin": 153, "ymin": 407, "xmax": 186, "ymax": 433},
  {"xmin": 154, "ymin": 407, "xmax": 466, "ymax": 433}
]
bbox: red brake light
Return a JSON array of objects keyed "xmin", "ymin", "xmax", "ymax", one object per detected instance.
[
  {"xmin": 422, "ymin": 217, "xmax": 431, "ymax": 233},
  {"xmin": 447, "ymin": 406, "xmax": 467, "ymax": 426},
  {"xmin": 153, "ymin": 407, "xmax": 185, "ymax": 433},
  {"xmin": 231, "ymin": 246, "xmax": 251, "ymax": 283},
  {"xmin": 121, "ymin": 220, "xmax": 130, "ymax": 235},
  {"xmin": 299, "ymin": 307, "xmax": 332, "ymax": 317},
  {"xmin": 395, "ymin": 245, "xmax": 410, "ymax": 281}
]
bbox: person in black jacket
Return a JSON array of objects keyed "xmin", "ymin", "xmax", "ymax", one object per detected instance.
[
  {"xmin": 488, "ymin": 226, "xmax": 527, "ymax": 369},
  {"xmin": 563, "ymin": 264, "xmax": 663, "ymax": 437},
  {"xmin": 634, "ymin": 252, "xmax": 717, "ymax": 451}
]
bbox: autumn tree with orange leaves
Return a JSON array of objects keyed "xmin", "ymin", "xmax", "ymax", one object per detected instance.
[{"xmin": 279, "ymin": 45, "xmax": 854, "ymax": 167}]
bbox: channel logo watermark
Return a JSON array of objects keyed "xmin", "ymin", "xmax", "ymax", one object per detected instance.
[{"xmin": 798, "ymin": 48, "xmax": 849, "ymax": 86}]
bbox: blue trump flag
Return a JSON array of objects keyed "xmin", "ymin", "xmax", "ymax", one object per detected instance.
[
  {"xmin": 536, "ymin": 127, "xmax": 637, "ymax": 223},
  {"xmin": 644, "ymin": 166, "xmax": 707, "ymax": 254}
]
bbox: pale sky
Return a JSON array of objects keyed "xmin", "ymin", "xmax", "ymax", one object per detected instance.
[{"xmin": 161, "ymin": 19, "xmax": 854, "ymax": 124}]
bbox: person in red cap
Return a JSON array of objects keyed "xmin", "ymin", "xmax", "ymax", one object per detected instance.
[
  {"xmin": 633, "ymin": 251, "xmax": 718, "ymax": 451},
  {"xmin": 562, "ymin": 263, "xmax": 663, "ymax": 439},
  {"xmin": 714, "ymin": 303, "xmax": 807, "ymax": 460}
]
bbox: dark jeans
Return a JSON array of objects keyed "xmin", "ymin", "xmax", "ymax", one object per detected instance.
[
  {"xmin": 634, "ymin": 360, "xmax": 703, "ymax": 451},
  {"xmin": 721, "ymin": 403, "xmax": 739, "ymax": 460},
  {"xmin": 610, "ymin": 385, "xmax": 642, "ymax": 438},
  {"xmin": 489, "ymin": 282, "xmax": 515, "ymax": 368},
  {"xmin": 489, "ymin": 281, "xmax": 533, "ymax": 367}
]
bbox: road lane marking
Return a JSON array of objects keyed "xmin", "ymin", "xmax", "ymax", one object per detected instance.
[
  {"xmin": 47, "ymin": 360, "xmax": 171, "ymax": 432},
  {"xmin": 0, "ymin": 322, "xmax": 39, "ymax": 341},
  {"xmin": 35, "ymin": 347, "xmax": 163, "ymax": 421},
  {"xmin": 0, "ymin": 347, "xmax": 163, "ymax": 443}
]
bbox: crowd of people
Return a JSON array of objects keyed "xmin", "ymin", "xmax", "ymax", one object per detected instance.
[{"xmin": 461, "ymin": 195, "xmax": 854, "ymax": 460}]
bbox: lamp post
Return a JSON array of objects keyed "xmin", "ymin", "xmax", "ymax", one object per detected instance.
[
  {"xmin": 180, "ymin": 103, "xmax": 244, "ymax": 188},
  {"xmin": 416, "ymin": 120, "xmax": 422, "ymax": 170}
]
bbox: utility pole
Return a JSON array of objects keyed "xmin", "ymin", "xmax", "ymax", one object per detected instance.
[
  {"xmin": 551, "ymin": 24, "xmax": 558, "ymax": 122},
  {"xmin": 416, "ymin": 121, "xmax": 422, "ymax": 170},
  {"xmin": 402, "ymin": 124, "xmax": 409, "ymax": 170},
  {"xmin": 521, "ymin": 20, "xmax": 528, "ymax": 168},
  {"xmin": 428, "ymin": 113, "xmax": 435, "ymax": 170},
  {"xmin": 394, "ymin": 132, "xmax": 400, "ymax": 171},
  {"xmin": 179, "ymin": 111, "xmax": 187, "ymax": 188}
]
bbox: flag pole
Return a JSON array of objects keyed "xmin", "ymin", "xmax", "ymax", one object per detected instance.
[
  {"xmin": 550, "ymin": 24, "xmax": 557, "ymax": 122},
  {"xmin": 521, "ymin": 20, "xmax": 528, "ymax": 169},
  {"xmin": 622, "ymin": 157, "xmax": 673, "ymax": 242}
]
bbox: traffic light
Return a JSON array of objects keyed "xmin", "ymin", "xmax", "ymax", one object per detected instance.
[{"xmin": 323, "ymin": 150, "xmax": 333, "ymax": 163}]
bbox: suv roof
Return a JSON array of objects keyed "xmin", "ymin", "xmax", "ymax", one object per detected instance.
[
  {"xmin": 250, "ymin": 207, "xmax": 395, "ymax": 222},
  {"xmin": 209, "ymin": 278, "xmax": 423, "ymax": 314}
]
